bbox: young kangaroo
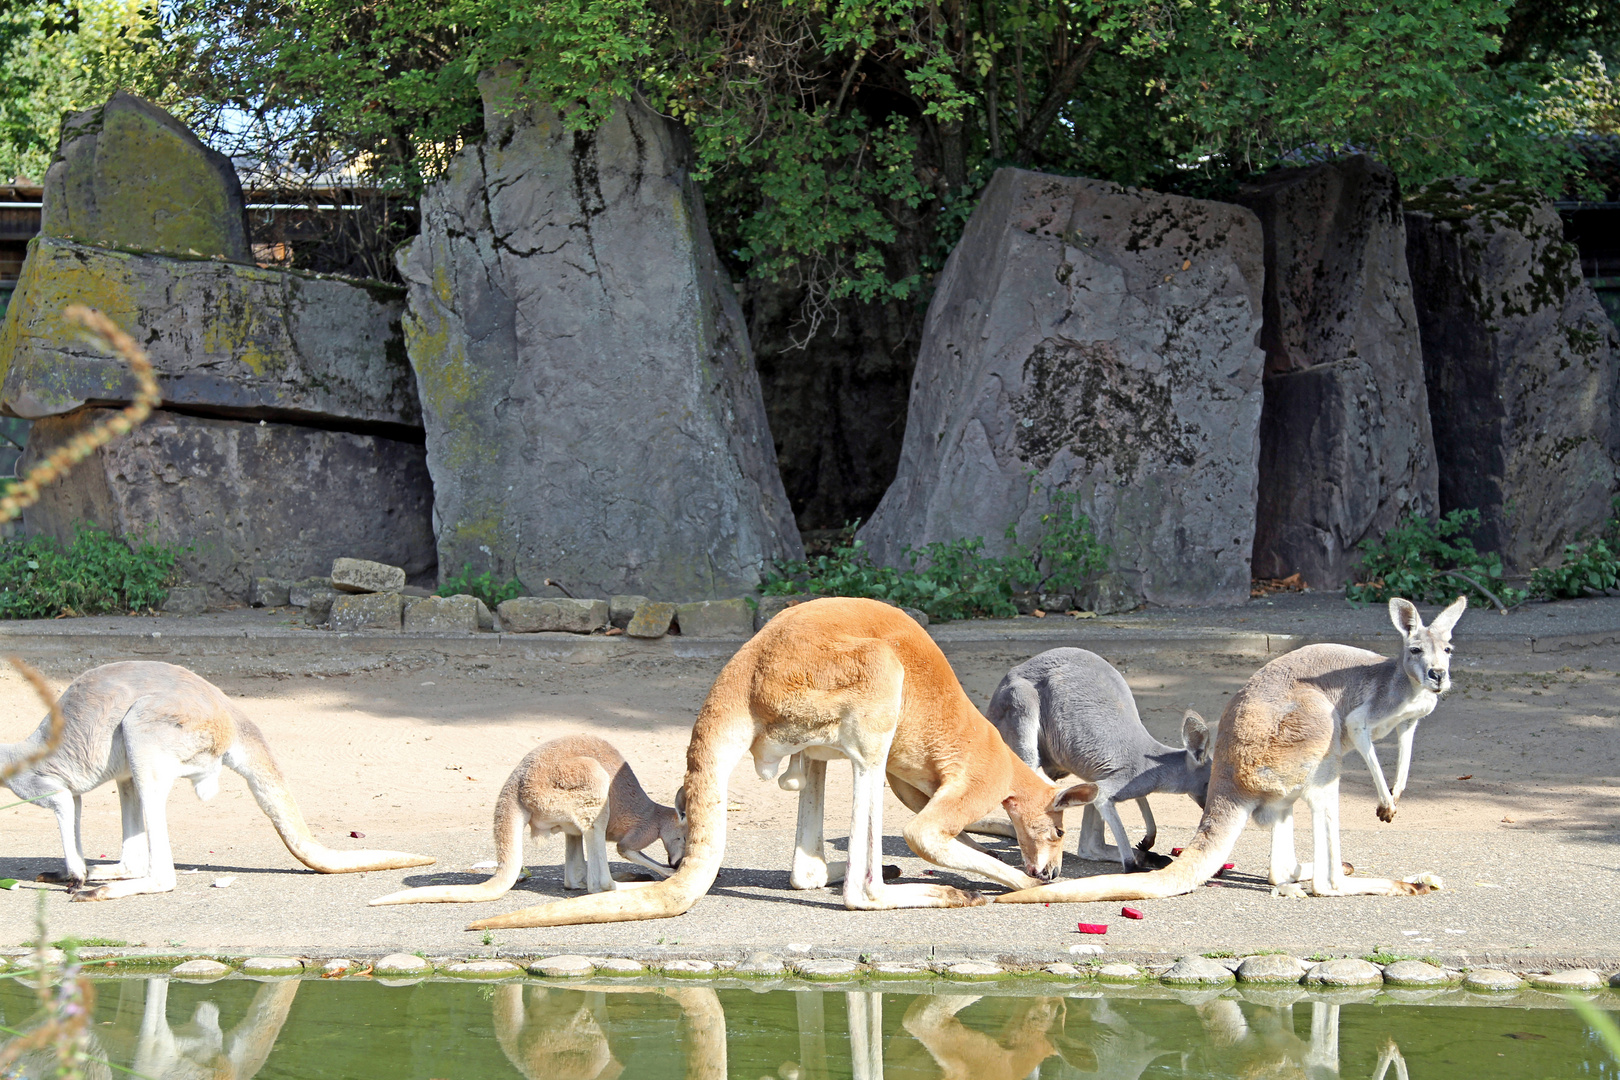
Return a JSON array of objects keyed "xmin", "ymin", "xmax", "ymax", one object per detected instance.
[
  {"xmin": 369, "ymin": 734, "xmax": 685, "ymax": 906},
  {"xmin": 466, "ymin": 597, "xmax": 1096, "ymax": 929},
  {"xmin": 997, "ymin": 596, "xmax": 1465, "ymax": 905},
  {"xmin": 0, "ymin": 661, "xmax": 434, "ymax": 900},
  {"xmin": 977, "ymin": 648, "xmax": 1211, "ymax": 872}
]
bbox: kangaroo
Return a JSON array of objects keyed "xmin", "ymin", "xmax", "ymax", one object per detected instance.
[
  {"xmin": 997, "ymin": 596, "xmax": 1464, "ymax": 905},
  {"xmin": 131, "ymin": 978, "xmax": 299, "ymax": 1080},
  {"xmin": 0, "ymin": 661, "xmax": 434, "ymax": 900},
  {"xmin": 974, "ymin": 648, "xmax": 1211, "ymax": 872},
  {"xmin": 466, "ymin": 596, "xmax": 1096, "ymax": 929},
  {"xmin": 369, "ymin": 734, "xmax": 685, "ymax": 906}
]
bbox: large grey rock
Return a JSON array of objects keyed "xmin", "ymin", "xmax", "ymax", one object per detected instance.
[
  {"xmin": 331, "ymin": 557, "xmax": 406, "ymax": 594},
  {"xmin": 41, "ymin": 91, "xmax": 249, "ymax": 260},
  {"xmin": 398, "ymin": 77, "xmax": 801, "ymax": 601},
  {"xmin": 674, "ymin": 598, "xmax": 755, "ymax": 638},
  {"xmin": 1406, "ymin": 180, "xmax": 1620, "ymax": 569},
  {"xmin": 18, "ymin": 409, "xmax": 435, "ymax": 603},
  {"xmin": 250, "ymin": 577, "xmax": 291, "ymax": 607},
  {"xmin": 0, "ymin": 237, "xmax": 416, "ymax": 429},
  {"xmin": 857, "ymin": 169, "xmax": 1266, "ymax": 606},
  {"xmin": 1160, "ymin": 956, "xmax": 1235, "ymax": 985},
  {"xmin": 497, "ymin": 596, "xmax": 608, "ymax": 634},
  {"xmin": 161, "ymin": 586, "xmax": 207, "ymax": 615},
  {"xmin": 403, "ymin": 593, "xmax": 480, "ymax": 633},
  {"xmin": 330, "ymin": 591, "xmax": 403, "ymax": 632},
  {"xmin": 287, "ymin": 577, "xmax": 331, "ymax": 607},
  {"xmin": 609, "ymin": 594, "xmax": 648, "ymax": 629},
  {"xmin": 1235, "ymin": 158, "xmax": 1439, "ymax": 588}
]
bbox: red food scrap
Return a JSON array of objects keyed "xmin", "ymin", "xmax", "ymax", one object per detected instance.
[
  {"xmin": 1076, "ymin": 923, "xmax": 1108, "ymax": 935},
  {"xmin": 1122, "ymin": 906, "xmax": 1144, "ymax": 920}
]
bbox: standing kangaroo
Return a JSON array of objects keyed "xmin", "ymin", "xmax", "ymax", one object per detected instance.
[
  {"xmin": 0, "ymin": 661, "xmax": 434, "ymax": 900},
  {"xmin": 369, "ymin": 734, "xmax": 686, "ymax": 906},
  {"xmin": 466, "ymin": 597, "xmax": 1096, "ymax": 929},
  {"xmin": 977, "ymin": 648, "xmax": 1211, "ymax": 872},
  {"xmin": 998, "ymin": 596, "xmax": 1465, "ymax": 905}
]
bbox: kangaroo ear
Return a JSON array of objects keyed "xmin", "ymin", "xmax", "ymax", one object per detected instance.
[
  {"xmin": 1429, "ymin": 594, "xmax": 1467, "ymax": 637},
  {"xmin": 673, "ymin": 786, "xmax": 687, "ymax": 821},
  {"xmin": 1053, "ymin": 782, "xmax": 1097, "ymax": 810},
  {"xmin": 1182, "ymin": 709, "xmax": 1211, "ymax": 765},
  {"xmin": 1388, "ymin": 597, "xmax": 1422, "ymax": 637}
]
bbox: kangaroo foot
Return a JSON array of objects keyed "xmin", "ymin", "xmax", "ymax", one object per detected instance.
[
  {"xmin": 69, "ymin": 885, "xmax": 111, "ymax": 902},
  {"xmin": 1131, "ymin": 851, "xmax": 1174, "ymax": 872},
  {"xmin": 883, "ymin": 864, "xmax": 901, "ymax": 881},
  {"xmin": 35, "ymin": 871, "xmax": 84, "ymax": 888},
  {"xmin": 1376, "ymin": 804, "xmax": 1397, "ymax": 823}
]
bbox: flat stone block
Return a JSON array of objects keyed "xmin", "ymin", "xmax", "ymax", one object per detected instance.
[
  {"xmin": 661, "ymin": 959, "xmax": 716, "ymax": 977},
  {"xmin": 162, "ymin": 586, "xmax": 207, "ymax": 615},
  {"xmin": 795, "ymin": 958, "xmax": 862, "ymax": 981},
  {"xmin": 1041, "ymin": 963, "xmax": 1084, "ymax": 979},
  {"xmin": 1463, "ymin": 969, "xmax": 1524, "ymax": 992},
  {"xmin": 332, "ymin": 557, "xmax": 407, "ymax": 594},
  {"xmin": 250, "ymin": 578, "xmax": 291, "ymax": 607},
  {"xmin": 869, "ymin": 962, "xmax": 927, "ymax": 980},
  {"xmin": 1096, "ymin": 963, "xmax": 1143, "ymax": 982},
  {"xmin": 610, "ymin": 594, "xmax": 649, "ymax": 629},
  {"xmin": 626, "ymin": 601, "xmax": 677, "ymax": 638},
  {"xmin": 1304, "ymin": 959, "xmax": 1383, "ymax": 987},
  {"xmin": 529, "ymin": 955, "xmax": 595, "ymax": 978},
  {"xmin": 171, "ymin": 959, "xmax": 232, "ymax": 981},
  {"xmin": 1381, "ymin": 960, "xmax": 1455, "ymax": 987},
  {"xmin": 373, "ymin": 954, "xmax": 432, "ymax": 977},
  {"xmin": 1530, "ymin": 969, "xmax": 1604, "ymax": 991},
  {"xmin": 330, "ymin": 591, "xmax": 403, "ymax": 632},
  {"xmin": 675, "ymin": 598, "xmax": 755, "ymax": 638},
  {"xmin": 593, "ymin": 958, "xmax": 644, "ymax": 975},
  {"xmin": 1236, "ymin": 954, "xmax": 1308, "ymax": 984},
  {"xmin": 1161, "ymin": 956, "xmax": 1236, "ymax": 985},
  {"xmin": 943, "ymin": 962, "xmax": 1006, "ymax": 980},
  {"xmin": 240, "ymin": 957, "xmax": 303, "ymax": 977},
  {"xmin": 498, "ymin": 596, "xmax": 609, "ymax": 634},
  {"xmin": 734, "ymin": 952, "xmax": 785, "ymax": 976},
  {"xmin": 442, "ymin": 959, "xmax": 522, "ymax": 980},
  {"xmin": 403, "ymin": 593, "xmax": 479, "ymax": 633}
]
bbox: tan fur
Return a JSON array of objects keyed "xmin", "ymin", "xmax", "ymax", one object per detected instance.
[
  {"xmin": 0, "ymin": 661, "xmax": 434, "ymax": 901},
  {"xmin": 130, "ymin": 978, "xmax": 298, "ymax": 1080},
  {"xmin": 903, "ymin": 995, "xmax": 1062, "ymax": 1080},
  {"xmin": 997, "ymin": 596, "xmax": 1466, "ymax": 905},
  {"xmin": 467, "ymin": 597, "xmax": 1094, "ymax": 929},
  {"xmin": 369, "ymin": 735, "xmax": 685, "ymax": 906}
]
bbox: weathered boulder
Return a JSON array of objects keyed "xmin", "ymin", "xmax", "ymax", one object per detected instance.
[
  {"xmin": 250, "ymin": 577, "xmax": 290, "ymax": 607},
  {"xmin": 0, "ymin": 237, "xmax": 415, "ymax": 428},
  {"xmin": 497, "ymin": 596, "xmax": 609, "ymax": 634},
  {"xmin": 288, "ymin": 577, "xmax": 332, "ymax": 607},
  {"xmin": 625, "ymin": 601, "xmax": 677, "ymax": 638},
  {"xmin": 162, "ymin": 586, "xmax": 206, "ymax": 615},
  {"xmin": 18, "ymin": 409, "xmax": 435, "ymax": 603},
  {"xmin": 675, "ymin": 598, "xmax": 755, "ymax": 638},
  {"xmin": 41, "ymin": 91, "xmax": 249, "ymax": 261},
  {"xmin": 1406, "ymin": 181, "xmax": 1620, "ymax": 568},
  {"xmin": 1235, "ymin": 158, "xmax": 1440, "ymax": 588},
  {"xmin": 610, "ymin": 594, "xmax": 649, "ymax": 629},
  {"xmin": 330, "ymin": 591, "xmax": 404, "ymax": 632},
  {"xmin": 403, "ymin": 593, "xmax": 481, "ymax": 632},
  {"xmin": 858, "ymin": 169, "xmax": 1266, "ymax": 606},
  {"xmin": 331, "ymin": 557, "xmax": 406, "ymax": 594},
  {"xmin": 398, "ymin": 77, "xmax": 801, "ymax": 601}
]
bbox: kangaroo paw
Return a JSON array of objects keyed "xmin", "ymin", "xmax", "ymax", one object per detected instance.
[
  {"xmin": 1270, "ymin": 882, "xmax": 1308, "ymax": 899},
  {"xmin": 1133, "ymin": 851, "xmax": 1174, "ymax": 871},
  {"xmin": 882, "ymin": 864, "xmax": 901, "ymax": 882},
  {"xmin": 35, "ymin": 871, "xmax": 84, "ymax": 887},
  {"xmin": 1342, "ymin": 861, "xmax": 1356, "ymax": 876},
  {"xmin": 69, "ymin": 885, "xmax": 111, "ymax": 903},
  {"xmin": 958, "ymin": 889, "xmax": 989, "ymax": 908},
  {"xmin": 1376, "ymin": 804, "xmax": 1397, "ymax": 823}
]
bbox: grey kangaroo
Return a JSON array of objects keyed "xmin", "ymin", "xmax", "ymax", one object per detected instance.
[{"xmin": 978, "ymin": 648, "xmax": 1211, "ymax": 872}]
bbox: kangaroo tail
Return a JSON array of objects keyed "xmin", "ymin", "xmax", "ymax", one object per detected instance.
[
  {"xmin": 228, "ymin": 719, "xmax": 435, "ymax": 873},
  {"xmin": 996, "ymin": 792, "xmax": 1252, "ymax": 904},
  {"xmin": 370, "ymin": 773, "xmax": 524, "ymax": 904},
  {"xmin": 467, "ymin": 692, "xmax": 753, "ymax": 930}
]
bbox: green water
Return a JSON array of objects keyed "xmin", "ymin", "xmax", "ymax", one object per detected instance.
[{"xmin": 1, "ymin": 976, "xmax": 1615, "ymax": 1079}]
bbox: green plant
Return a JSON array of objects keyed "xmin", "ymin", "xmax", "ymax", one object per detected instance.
[
  {"xmin": 438, "ymin": 563, "xmax": 524, "ymax": 609},
  {"xmin": 50, "ymin": 937, "xmax": 131, "ymax": 949},
  {"xmin": 1528, "ymin": 500, "xmax": 1620, "ymax": 600},
  {"xmin": 480, "ymin": 930, "xmax": 493, "ymax": 946},
  {"xmin": 0, "ymin": 524, "xmax": 181, "ymax": 619},
  {"xmin": 1201, "ymin": 950, "xmax": 1236, "ymax": 959},
  {"xmin": 1362, "ymin": 951, "xmax": 1415, "ymax": 965},
  {"xmin": 1346, "ymin": 510, "xmax": 1524, "ymax": 609}
]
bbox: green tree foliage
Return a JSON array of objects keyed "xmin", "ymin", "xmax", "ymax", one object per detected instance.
[{"xmin": 1345, "ymin": 510, "xmax": 1524, "ymax": 609}]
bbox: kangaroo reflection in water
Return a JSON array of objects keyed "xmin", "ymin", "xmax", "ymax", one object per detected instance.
[
  {"xmin": 1193, "ymin": 997, "xmax": 1409, "ymax": 1079},
  {"xmin": 493, "ymin": 983, "xmax": 727, "ymax": 1080}
]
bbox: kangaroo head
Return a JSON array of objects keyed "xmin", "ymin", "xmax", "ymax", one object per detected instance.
[
  {"xmin": 1389, "ymin": 595, "xmax": 1466, "ymax": 694},
  {"xmin": 1004, "ymin": 779, "xmax": 1097, "ymax": 883},
  {"xmin": 1181, "ymin": 709, "xmax": 1213, "ymax": 809},
  {"xmin": 662, "ymin": 787, "xmax": 689, "ymax": 870}
]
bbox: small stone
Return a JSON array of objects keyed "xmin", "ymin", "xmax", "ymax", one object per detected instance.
[
  {"xmin": 943, "ymin": 961, "xmax": 1006, "ymax": 980},
  {"xmin": 674, "ymin": 598, "xmax": 756, "ymax": 638},
  {"xmin": 1160, "ymin": 956, "xmax": 1236, "ymax": 985},
  {"xmin": 734, "ymin": 952, "xmax": 786, "ymax": 976},
  {"xmin": 1463, "ymin": 968, "xmax": 1524, "ymax": 991},
  {"xmin": 1042, "ymin": 963, "xmax": 1083, "ymax": 979},
  {"xmin": 1096, "ymin": 963, "xmax": 1143, "ymax": 982},
  {"xmin": 1612, "ymin": 972, "xmax": 1620, "ymax": 989},
  {"xmin": 1381, "ymin": 960, "xmax": 1455, "ymax": 987},
  {"xmin": 250, "ymin": 577, "xmax": 291, "ymax": 607},
  {"xmin": 162, "ymin": 586, "xmax": 207, "ymax": 615},
  {"xmin": 240, "ymin": 957, "xmax": 303, "ymax": 977},
  {"xmin": 754, "ymin": 594, "xmax": 819, "ymax": 629},
  {"xmin": 899, "ymin": 606, "xmax": 930, "ymax": 627},
  {"xmin": 869, "ymin": 962, "xmax": 926, "ymax": 979},
  {"xmin": 1303, "ymin": 959, "xmax": 1384, "ymax": 987},
  {"xmin": 373, "ymin": 954, "xmax": 431, "ymax": 977},
  {"xmin": 1215, "ymin": 957, "xmax": 1245, "ymax": 973},
  {"xmin": 1529, "ymin": 968, "xmax": 1604, "ymax": 991},
  {"xmin": 1236, "ymin": 954, "xmax": 1309, "ymax": 984},
  {"xmin": 403, "ymin": 593, "xmax": 479, "ymax": 633},
  {"xmin": 331, "ymin": 557, "xmax": 406, "ymax": 594},
  {"xmin": 593, "ymin": 957, "xmax": 644, "ymax": 975},
  {"xmin": 497, "ymin": 596, "xmax": 609, "ymax": 634},
  {"xmin": 330, "ymin": 591, "xmax": 404, "ymax": 632},
  {"xmin": 320, "ymin": 958, "xmax": 356, "ymax": 976},
  {"xmin": 661, "ymin": 959, "xmax": 716, "ymax": 977},
  {"xmin": 171, "ymin": 959, "xmax": 232, "ymax": 981},
  {"xmin": 211, "ymin": 876, "xmax": 234, "ymax": 888},
  {"xmin": 1037, "ymin": 591, "xmax": 1074, "ymax": 613},
  {"xmin": 475, "ymin": 598, "xmax": 494, "ymax": 630},
  {"xmin": 610, "ymin": 594, "xmax": 650, "ymax": 629},
  {"xmin": 785, "ymin": 944, "xmax": 812, "ymax": 955},
  {"xmin": 10, "ymin": 949, "xmax": 66, "ymax": 969},
  {"xmin": 529, "ymin": 955, "xmax": 596, "ymax": 978},
  {"xmin": 304, "ymin": 589, "xmax": 337, "ymax": 625},
  {"xmin": 625, "ymin": 601, "xmax": 678, "ymax": 638},
  {"xmin": 288, "ymin": 577, "xmax": 332, "ymax": 607},
  {"xmin": 442, "ymin": 959, "xmax": 522, "ymax": 979},
  {"xmin": 796, "ymin": 958, "xmax": 861, "ymax": 981},
  {"xmin": 1068, "ymin": 943, "xmax": 1105, "ymax": 957},
  {"xmin": 1075, "ymin": 572, "xmax": 1139, "ymax": 616}
]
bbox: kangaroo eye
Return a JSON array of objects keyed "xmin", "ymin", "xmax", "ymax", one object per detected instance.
[
  {"xmin": 1055, "ymin": 829, "xmax": 1065, "ymax": 839},
  {"xmin": 1444, "ymin": 647, "xmax": 1452, "ymax": 654},
  {"xmin": 1408, "ymin": 647, "xmax": 1422, "ymax": 655}
]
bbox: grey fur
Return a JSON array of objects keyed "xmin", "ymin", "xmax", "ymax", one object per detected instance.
[{"xmin": 985, "ymin": 648, "xmax": 1212, "ymax": 872}]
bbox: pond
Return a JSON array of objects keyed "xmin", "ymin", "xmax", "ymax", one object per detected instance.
[{"xmin": 1, "ymin": 975, "xmax": 1616, "ymax": 1079}]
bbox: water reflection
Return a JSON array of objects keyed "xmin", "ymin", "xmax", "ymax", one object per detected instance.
[{"xmin": 5, "ymin": 973, "xmax": 1604, "ymax": 1079}]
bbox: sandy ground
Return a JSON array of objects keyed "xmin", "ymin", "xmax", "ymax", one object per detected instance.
[{"xmin": 0, "ymin": 639, "xmax": 1616, "ymax": 962}]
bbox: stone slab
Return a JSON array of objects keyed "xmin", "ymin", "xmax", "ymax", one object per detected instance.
[
  {"xmin": 1160, "ymin": 955, "xmax": 1235, "ymax": 984},
  {"xmin": 674, "ymin": 598, "xmax": 755, "ymax": 639},
  {"xmin": 497, "ymin": 597, "xmax": 608, "ymax": 634},
  {"xmin": 1303, "ymin": 959, "xmax": 1383, "ymax": 987},
  {"xmin": 330, "ymin": 592, "xmax": 404, "ymax": 632},
  {"xmin": 331, "ymin": 557, "xmax": 407, "ymax": 594},
  {"xmin": 250, "ymin": 578, "xmax": 291, "ymax": 608},
  {"xmin": 403, "ymin": 594, "xmax": 480, "ymax": 633},
  {"xmin": 610, "ymin": 594, "xmax": 649, "ymax": 629}
]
